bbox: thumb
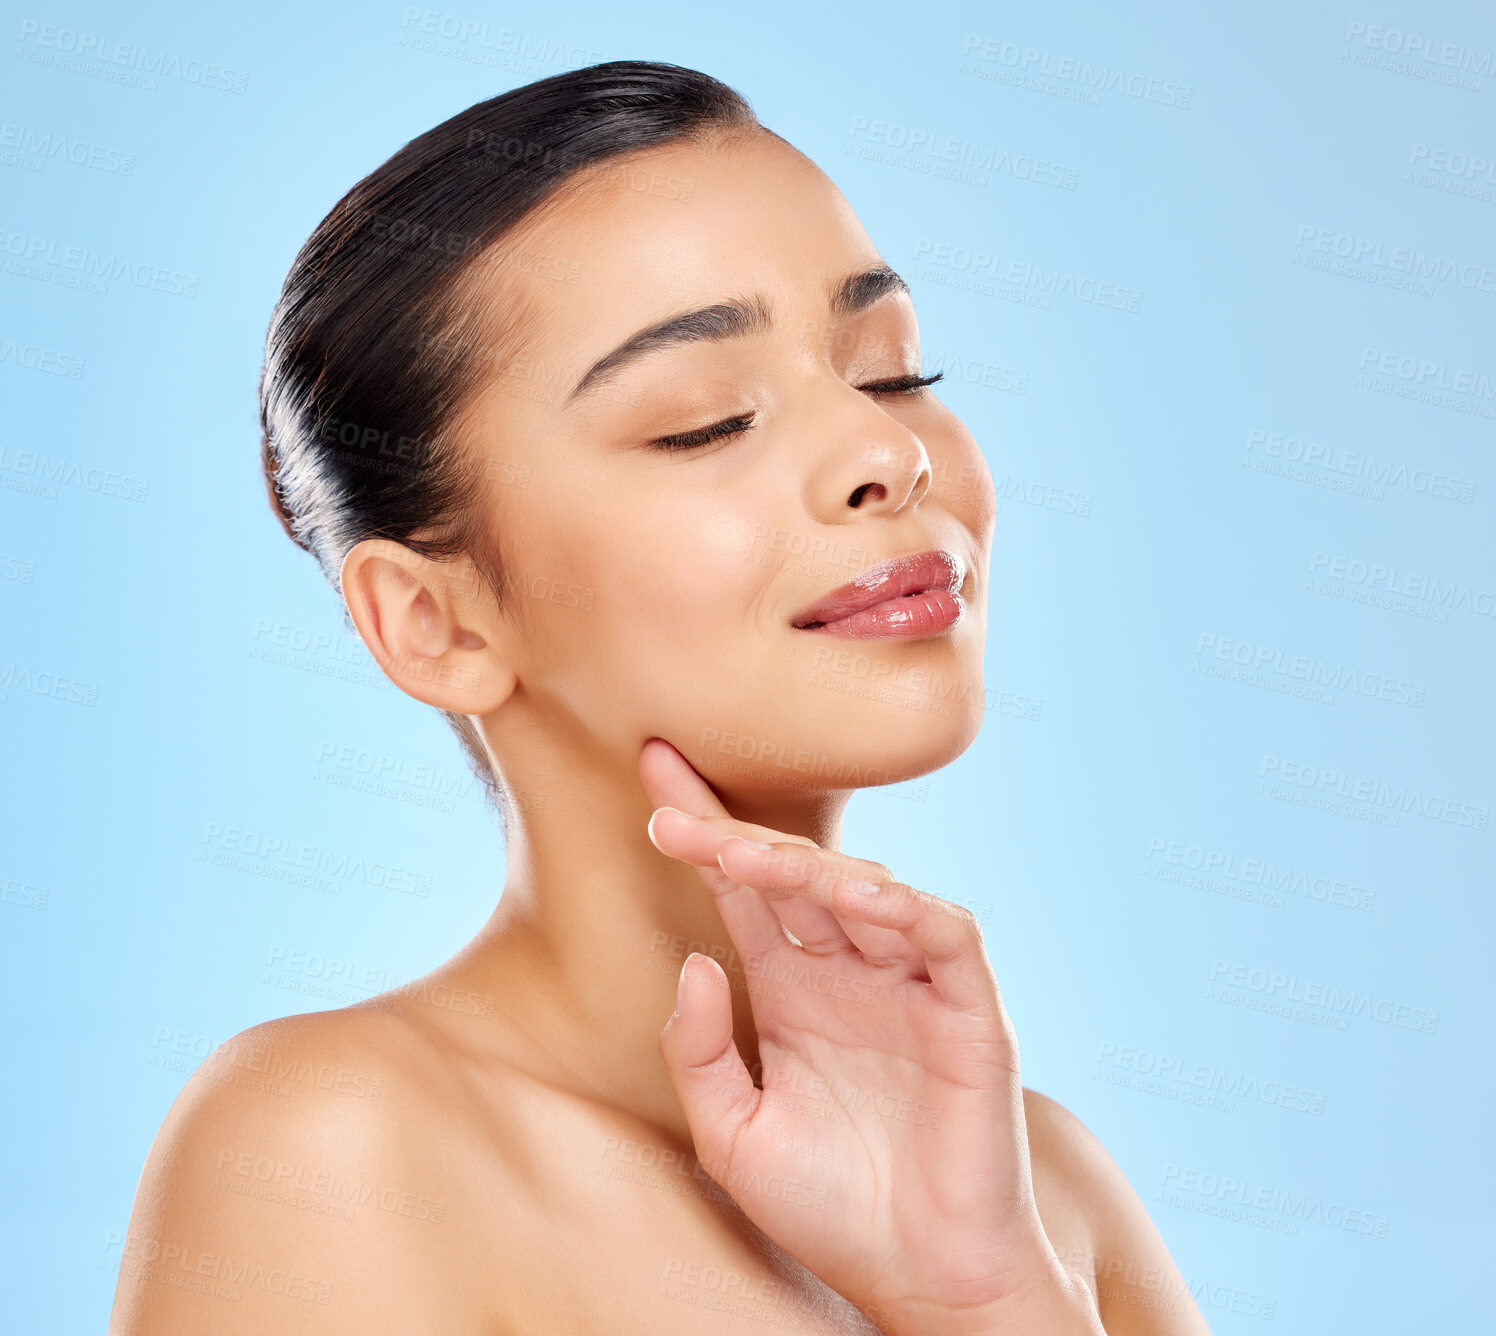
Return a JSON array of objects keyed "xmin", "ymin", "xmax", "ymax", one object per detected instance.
[{"xmin": 659, "ymin": 953, "xmax": 759, "ymax": 1180}]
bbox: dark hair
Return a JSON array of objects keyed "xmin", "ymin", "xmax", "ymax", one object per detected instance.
[{"xmin": 258, "ymin": 60, "xmax": 761, "ymax": 819}]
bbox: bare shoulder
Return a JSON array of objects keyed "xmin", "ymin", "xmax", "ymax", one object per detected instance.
[
  {"xmin": 1022, "ymin": 1088, "xmax": 1213, "ymax": 1335},
  {"xmin": 108, "ymin": 1006, "xmax": 508, "ymax": 1335}
]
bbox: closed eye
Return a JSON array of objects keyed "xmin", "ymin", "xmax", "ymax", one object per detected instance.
[
  {"xmin": 647, "ymin": 370, "xmax": 944, "ymax": 452},
  {"xmin": 857, "ymin": 371, "xmax": 944, "ymax": 396}
]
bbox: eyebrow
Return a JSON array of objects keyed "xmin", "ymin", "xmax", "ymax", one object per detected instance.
[{"xmin": 564, "ymin": 264, "xmax": 911, "ymax": 406}]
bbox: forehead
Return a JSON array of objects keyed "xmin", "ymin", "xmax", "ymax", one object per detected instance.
[{"xmin": 462, "ymin": 130, "xmax": 886, "ymax": 369}]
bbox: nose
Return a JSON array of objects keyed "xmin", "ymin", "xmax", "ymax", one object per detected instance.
[{"xmin": 804, "ymin": 386, "xmax": 933, "ymax": 523}]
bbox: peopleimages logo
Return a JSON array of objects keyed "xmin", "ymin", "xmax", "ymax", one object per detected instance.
[
  {"xmin": 1409, "ymin": 144, "xmax": 1496, "ymax": 183},
  {"xmin": 847, "ymin": 116, "xmax": 1079, "ymax": 190},
  {"xmin": 1258, "ymin": 756, "xmax": 1489, "ymax": 830},
  {"xmin": 397, "ymin": 8, "xmax": 605, "ymax": 67},
  {"xmin": 1354, "ymin": 348, "xmax": 1496, "ymax": 421},
  {"xmin": 913, "ymin": 239, "xmax": 1143, "ymax": 312},
  {"xmin": 957, "ymin": 34, "xmax": 1193, "ymax": 109},
  {"xmin": 0, "ymin": 123, "xmax": 135, "ymax": 174},
  {"xmin": 1159, "ymin": 1164, "xmax": 1391, "ymax": 1238},
  {"xmin": 1343, "ymin": 21, "xmax": 1495, "ymax": 77},
  {"xmin": 1246, "ymin": 427, "xmax": 1475, "ymax": 503},
  {"xmin": 1207, "ymin": 961, "xmax": 1439, "ymax": 1035},
  {"xmin": 1143, "ymin": 836, "xmax": 1376, "ymax": 911},
  {"xmin": 1093, "ymin": 1042, "xmax": 1326, "ymax": 1115},
  {"xmin": 1294, "ymin": 225, "xmax": 1496, "ymax": 294},
  {"xmin": 1195, "ymin": 633, "xmax": 1426, "ymax": 707},
  {"xmin": 16, "ymin": 20, "xmax": 250, "ymax": 93},
  {"xmin": 1360, "ymin": 347, "xmax": 1496, "ymax": 399},
  {"xmin": 1309, "ymin": 551, "xmax": 1495, "ymax": 618},
  {"xmin": 0, "ymin": 229, "xmax": 198, "ymax": 297}
]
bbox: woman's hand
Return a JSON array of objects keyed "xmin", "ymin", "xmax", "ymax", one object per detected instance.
[{"xmin": 640, "ymin": 738, "xmax": 1104, "ymax": 1336}]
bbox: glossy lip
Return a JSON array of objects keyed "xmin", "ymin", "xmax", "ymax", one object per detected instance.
[{"xmin": 790, "ymin": 548, "xmax": 967, "ymax": 630}]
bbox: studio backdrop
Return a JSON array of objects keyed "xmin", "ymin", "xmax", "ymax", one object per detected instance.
[{"xmin": 2, "ymin": 2, "xmax": 1492, "ymax": 1332}]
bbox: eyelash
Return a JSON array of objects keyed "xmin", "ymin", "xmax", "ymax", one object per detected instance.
[{"xmin": 649, "ymin": 371, "xmax": 945, "ymax": 452}]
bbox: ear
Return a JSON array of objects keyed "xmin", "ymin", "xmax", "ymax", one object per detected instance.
[{"xmin": 339, "ymin": 538, "xmax": 515, "ymax": 715}]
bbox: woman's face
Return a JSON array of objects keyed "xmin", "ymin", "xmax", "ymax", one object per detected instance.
[{"xmin": 457, "ymin": 127, "xmax": 997, "ymax": 799}]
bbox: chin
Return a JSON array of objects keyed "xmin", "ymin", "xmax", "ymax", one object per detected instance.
[{"xmin": 684, "ymin": 687, "xmax": 986, "ymax": 802}]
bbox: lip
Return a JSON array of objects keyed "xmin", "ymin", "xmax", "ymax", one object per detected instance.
[{"xmin": 790, "ymin": 549, "xmax": 967, "ymax": 640}]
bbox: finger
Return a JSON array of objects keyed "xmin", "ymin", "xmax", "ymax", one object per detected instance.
[
  {"xmin": 647, "ymin": 804, "xmax": 837, "ymax": 956},
  {"xmin": 717, "ymin": 835, "xmax": 906, "ymax": 961},
  {"xmin": 640, "ymin": 739, "xmax": 816, "ymax": 849},
  {"xmin": 658, "ymin": 953, "xmax": 760, "ymax": 1181},
  {"xmin": 648, "ymin": 808, "xmax": 793, "ymax": 966},
  {"xmin": 726, "ymin": 842, "xmax": 995, "ymax": 1008},
  {"xmin": 639, "ymin": 737, "xmax": 731, "ymax": 821},
  {"xmin": 716, "ymin": 837, "xmax": 854, "ymax": 955},
  {"xmin": 646, "ymin": 804, "xmax": 757, "ymax": 868},
  {"xmin": 717, "ymin": 838, "xmax": 924, "ymax": 971},
  {"xmin": 649, "ymin": 801, "xmax": 855, "ymax": 955},
  {"xmin": 847, "ymin": 882, "xmax": 996, "ymax": 1013}
]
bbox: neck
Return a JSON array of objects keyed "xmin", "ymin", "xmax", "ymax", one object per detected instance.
[{"xmin": 436, "ymin": 711, "xmax": 849, "ymax": 1149}]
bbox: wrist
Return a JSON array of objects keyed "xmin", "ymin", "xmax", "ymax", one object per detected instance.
[{"xmin": 869, "ymin": 1258, "xmax": 1105, "ymax": 1336}]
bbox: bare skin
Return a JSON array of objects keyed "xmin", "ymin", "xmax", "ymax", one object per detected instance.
[{"xmin": 109, "ymin": 127, "xmax": 1211, "ymax": 1334}]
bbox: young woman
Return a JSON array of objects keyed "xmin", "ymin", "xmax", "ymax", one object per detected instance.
[{"xmin": 109, "ymin": 61, "xmax": 1210, "ymax": 1335}]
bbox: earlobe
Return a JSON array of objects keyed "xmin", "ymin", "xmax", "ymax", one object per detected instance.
[{"xmin": 338, "ymin": 538, "xmax": 516, "ymax": 715}]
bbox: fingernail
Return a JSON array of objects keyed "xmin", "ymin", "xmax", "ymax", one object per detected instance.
[
  {"xmin": 661, "ymin": 807, "xmax": 704, "ymax": 824},
  {"xmin": 847, "ymin": 878, "xmax": 882, "ymax": 895},
  {"xmin": 674, "ymin": 954, "xmax": 698, "ymax": 1016},
  {"xmin": 732, "ymin": 837, "xmax": 772, "ymax": 850}
]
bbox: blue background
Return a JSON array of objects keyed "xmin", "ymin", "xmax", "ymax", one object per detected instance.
[{"xmin": 2, "ymin": 1, "xmax": 1492, "ymax": 1331}]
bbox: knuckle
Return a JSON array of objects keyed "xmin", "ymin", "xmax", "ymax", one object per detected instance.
[
  {"xmin": 1000, "ymin": 1012, "xmax": 1020, "ymax": 1057},
  {"xmin": 780, "ymin": 846, "xmax": 823, "ymax": 879},
  {"xmin": 882, "ymin": 880, "xmax": 922, "ymax": 911},
  {"xmin": 951, "ymin": 903, "xmax": 981, "ymax": 933},
  {"xmin": 922, "ymin": 893, "xmax": 983, "ymax": 942},
  {"xmin": 940, "ymin": 903, "xmax": 981, "ymax": 944}
]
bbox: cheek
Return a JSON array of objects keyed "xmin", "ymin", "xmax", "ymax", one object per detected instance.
[
  {"xmin": 528, "ymin": 491, "xmax": 774, "ymax": 685},
  {"xmin": 932, "ymin": 424, "xmax": 996, "ymax": 534},
  {"xmin": 607, "ymin": 503, "xmax": 772, "ymax": 646},
  {"xmin": 563, "ymin": 501, "xmax": 785, "ymax": 748}
]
